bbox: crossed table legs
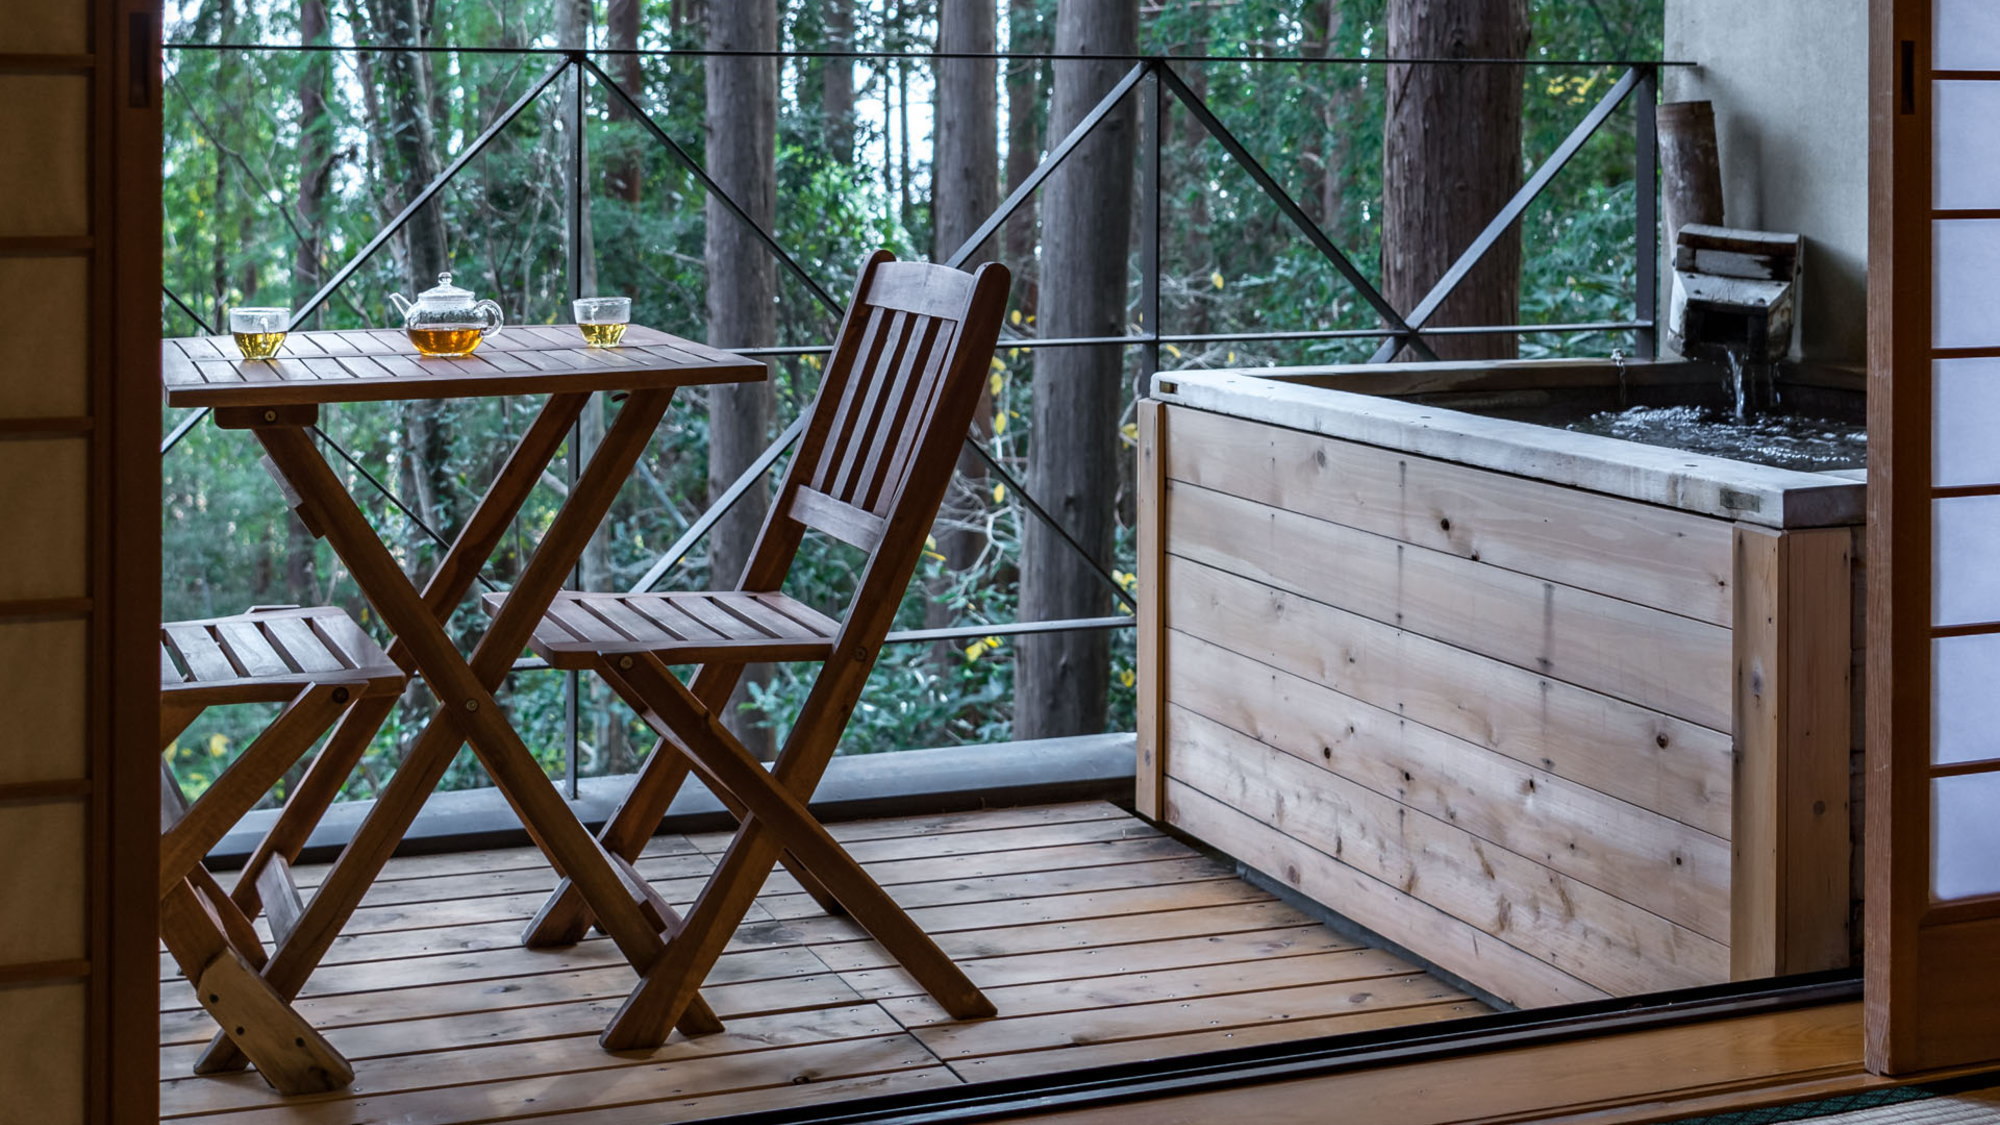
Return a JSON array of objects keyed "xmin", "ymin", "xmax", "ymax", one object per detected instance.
[{"xmin": 194, "ymin": 388, "xmax": 717, "ymax": 1074}]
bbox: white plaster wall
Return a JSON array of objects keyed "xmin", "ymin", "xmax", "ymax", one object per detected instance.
[{"xmin": 1663, "ymin": 0, "xmax": 1869, "ymax": 364}]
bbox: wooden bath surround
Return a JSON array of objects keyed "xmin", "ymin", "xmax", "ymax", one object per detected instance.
[{"xmin": 1135, "ymin": 364, "xmax": 1864, "ymax": 1007}]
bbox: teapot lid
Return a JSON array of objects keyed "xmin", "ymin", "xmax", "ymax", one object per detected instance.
[{"xmin": 414, "ymin": 272, "xmax": 476, "ymax": 307}]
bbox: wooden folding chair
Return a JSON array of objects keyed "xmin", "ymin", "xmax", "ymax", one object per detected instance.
[
  {"xmin": 492, "ymin": 251, "xmax": 1011, "ymax": 1048},
  {"xmin": 159, "ymin": 605, "xmax": 406, "ymax": 1094}
]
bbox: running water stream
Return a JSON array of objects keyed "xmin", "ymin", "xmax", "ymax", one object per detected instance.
[{"xmin": 1561, "ymin": 349, "xmax": 1866, "ymax": 472}]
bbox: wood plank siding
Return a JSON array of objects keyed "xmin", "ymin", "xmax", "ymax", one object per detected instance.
[{"xmin": 1145, "ymin": 404, "xmax": 1857, "ymax": 1007}]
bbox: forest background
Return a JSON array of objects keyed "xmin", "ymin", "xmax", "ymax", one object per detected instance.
[{"xmin": 160, "ymin": 0, "xmax": 1663, "ymax": 804}]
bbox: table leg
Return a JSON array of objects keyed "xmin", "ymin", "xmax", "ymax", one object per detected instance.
[
  {"xmin": 232, "ymin": 398, "xmax": 585, "ymax": 916},
  {"xmin": 197, "ymin": 390, "xmax": 723, "ymax": 1072}
]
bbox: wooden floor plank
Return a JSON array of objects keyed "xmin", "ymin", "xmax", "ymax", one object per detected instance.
[
  {"xmin": 177, "ymin": 1034, "xmax": 943, "ymax": 1125},
  {"xmin": 908, "ymin": 972, "xmax": 1471, "ymax": 1059},
  {"xmin": 840, "ymin": 925, "xmax": 1365, "ymax": 1000},
  {"xmin": 160, "ymin": 802, "xmax": 1487, "ymax": 1125},
  {"xmin": 881, "ymin": 947, "xmax": 1430, "ymax": 1029},
  {"xmin": 950, "ymin": 1000, "xmax": 1487, "ymax": 1081}
]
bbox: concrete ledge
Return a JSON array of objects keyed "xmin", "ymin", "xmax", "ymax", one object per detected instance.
[{"xmin": 206, "ymin": 733, "xmax": 1138, "ymax": 868}]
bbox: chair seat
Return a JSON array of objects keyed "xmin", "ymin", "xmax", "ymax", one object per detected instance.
[
  {"xmin": 161, "ymin": 606, "xmax": 405, "ymax": 707},
  {"xmin": 489, "ymin": 590, "xmax": 843, "ymax": 669}
]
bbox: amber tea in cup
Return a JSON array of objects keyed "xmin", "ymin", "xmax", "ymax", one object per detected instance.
[
  {"xmin": 574, "ymin": 296, "xmax": 631, "ymax": 347},
  {"xmin": 230, "ymin": 307, "xmax": 289, "ymax": 360}
]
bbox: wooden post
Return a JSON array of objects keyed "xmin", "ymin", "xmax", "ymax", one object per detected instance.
[
  {"xmin": 1135, "ymin": 399, "xmax": 1169, "ymax": 819},
  {"xmin": 1731, "ymin": 524, "xmax": 1854, "ymax": 978}
]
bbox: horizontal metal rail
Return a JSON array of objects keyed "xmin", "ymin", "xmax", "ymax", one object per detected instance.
[{"xmin": 165, "ymin": 42, "xmax": 1696, "ymax": 68}]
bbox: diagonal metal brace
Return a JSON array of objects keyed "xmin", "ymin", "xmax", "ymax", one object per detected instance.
[
  {"xmin": 582, "ymin": 56, "xmax": 843, "ymax": 316},
  {"xmin": 944, "ymin": 61, "xmax": 1149, "ymax": 271},
  {"xmin": 1368, "ymin": 66, "xmax": 1642, "ymax": 363},
  {"xmin": 290, "ymin": 57, "xmax": 572, "ymax": 329},
  {"xmin": 1155, "ymin": 62, "xmax": 1438, "ymax": 364}
]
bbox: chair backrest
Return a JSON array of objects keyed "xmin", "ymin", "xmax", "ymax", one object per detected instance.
[{"xmin": 734, "ymin": 251, "xmax": 1011, "ymax": 623}]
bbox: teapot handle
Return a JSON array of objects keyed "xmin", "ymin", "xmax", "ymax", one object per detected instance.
[{"xmin": 475, "ymin": 299, "xmax": 505, "ymax": 338}]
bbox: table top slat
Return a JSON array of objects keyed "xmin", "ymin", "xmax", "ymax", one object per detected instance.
[{"xmin": 164, "ymin": 324, "xmax": 763, "ymax": 407}]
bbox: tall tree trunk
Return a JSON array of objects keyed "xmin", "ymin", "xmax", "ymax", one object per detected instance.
[
  {"xmin": 705, "ymin": 0, "xmax": 779, "ymax": 758},
  {"xmin": 927, "ymin": 0, "xmax": 1001, "ymax": 647},
  {"xmin": 1381, "ymin": 0, "xmax": 1530, "ymax": 361},
  {"xmin": 605, "ymin": 0, "xmax": 644, "ymax": 202},
  {"xmin": 1003, "ymin": 0, "xmax": 1047, "ymax": 314},
  {"xmin": 1015, "ymin": 0, "xmax": 1136, "ymax": 740},
  {"xmin": 822, "ymin": 0, "xmax": 855, "ymax": 163},
  {"xmin": 287, "ymin": 0, "xmax": 333, "ymax": 612}
]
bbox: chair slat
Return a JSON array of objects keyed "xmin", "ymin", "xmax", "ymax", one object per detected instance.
[
  {"xmin": 745, "ymin": 592, "xmax": 841, "ymax": 637},
  {"xmin": 864, "ymin": 260, "xmax": 977, "ymax": 318},
  {"xmin": 161, "ymin": 643, "xmax": 185, "ymax": 686},
  {"xmin": 164, "ymin": 624, "xmax": 240, "ymax": 683},
  {"xmin": 214, "ymin": 619, "xmax": 295, "ymax": 678},
  {"xmin": 627, "ymin": 597, "xmax": 726, "ymax": 642},
  {"xmin": 789, "ymin": 484, "xmax": 887, "ymax": 553},
  {"xmin": 823, "ymin": 310, "xmax": 914, "ymax": 501},
  {"xmin": 303, "ymin": 609, "xmax": 374, "ymax": 671},
  {"xmin": 669, "ymin": 595, "xmax": 766, "ymax": 641},
  {"xmin": 543, "ymin": 598, "xmax": 625, "ymax": 645},
  {"xmin": 854, "ymin": 316, "xmax": 949, "ymax": 512},
  {"xmin": 578, "ymin": 596, "xmax": 664, "ymax": 643},
  {"xmin": 262, "ymin": 615, "xmax": 348, "ymax": 675},
  {"xmin": 810, "ymin": 307, "xmax": 893, "ymax": 501},
  {"xmin": 718, "ymin": 593, "xmax": 827, "ymax": 640}
]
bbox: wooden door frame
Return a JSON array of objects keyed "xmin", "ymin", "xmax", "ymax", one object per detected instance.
[
  {"xmin": 1866, "ymin": 0, "xmax": 2000, "ymax": 1077},
  {"xmin": 90, "ymin": 0, "xmax": 161, "ymax": 1119}
]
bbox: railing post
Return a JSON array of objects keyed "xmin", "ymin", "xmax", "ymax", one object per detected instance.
[
  {"xmin": 1634, "ymin": 64, "xmax": 1659, "ymax": 360},
  {"xmin": 565, "ymin": 50, "xmax": 585, "ymax": 799},
  {"xmin": 1138, "ymin": 60, "xmax": 1162, "ymax": 385}
]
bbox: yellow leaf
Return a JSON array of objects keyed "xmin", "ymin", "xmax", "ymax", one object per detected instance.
[
  {"xmin": 989, "ymin": 372, "xmax": 1005, "ymax": 397},
  {"xmin": 992, "ymin": 482, "xmax": 1007, "ymax": 503},
  {"xmin": 992, "ymin": 412, "xmax": 1008, "ymax": 436},
  {"xmin": 990, "ymin": 356, "xmax": 1007, "ymax": 371},
  {"xmin": 804, "ymin": 353, "xmax": 821, "ymax": 369},
  {"xmin": 1119, "ymin": 421, "xmax": 1139, "ymax": 442},
  {"xmin": 983, "ymin": 635, "xmax": 1003, "ymax": 650},
  {"xmin": 963, "ymin": 642, "xmax": 985, "ymax": 662},
  {"xmin": 1211, "ymin": 271, "xmax": 1225, "ymax": 290},
  {"xmin": 925, "ymin": 535, "xmax": 937, "ymax": 549},
  {"xmin": 924, "ymin": 550, "xmax": 946, "ymax": 563},
  {"xmin": 1009, "ymin": 309, "xmax": 1022, "ymax": 325},
  {"xmin": 1227, "ymin": 352, "xmax": 1237, "ymax": 364},
  {"xmin": 1119, "ymin": 669, "xmax": 1136, "ymax": 688},
  {"xmin": 207, "ymin": 732, "xmax": 230, "ymax": 758},
  {"xmin": 1165, "ymin": 343, "xmax": 1182, "ymax": 358},
  {"xmin": 1009, "ymin": 347, "xmax": 1021, "ymax": 360}
]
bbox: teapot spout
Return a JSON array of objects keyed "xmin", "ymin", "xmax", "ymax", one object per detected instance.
[{"xmin": 388, "ymin": 292, "xmax": 412, "ymax": 319}]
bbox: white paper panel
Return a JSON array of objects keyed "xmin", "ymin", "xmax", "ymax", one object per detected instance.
[
  {"xmin": 1934, "ymin": 634, "xmax": 2000, "ymax": 765},
  {"xmin": 1934, "ymin": 359, "xmax": 2000, "ymax": 487},
  {"xmin": 1932, "ymin": 220, "xmax": 2000, "ymax": 349},
  {"xmin": 1935, "ymin": 771, "xmax": 2000, "ymax": 901},
  {"xmin": 1934, "ymin": 496, "xmax": 2000, "ymax": 625},
  {"xmin": 1936, "ymin": 83, "xmax": 2000, "ymax": 209},
  {"xmin": 1937, "ymin": 0, "xmax": 2000, "ymax": 70}
]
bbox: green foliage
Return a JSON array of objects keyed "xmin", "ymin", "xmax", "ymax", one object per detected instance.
[{"xmin": 161, "ymin": 0, "xmax": 1660, "ymax": 806}]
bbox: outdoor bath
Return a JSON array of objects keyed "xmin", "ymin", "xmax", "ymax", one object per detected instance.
[{"xmin": 1135, "ymin": 358, "xmax": 1865, "ymax": 1008}]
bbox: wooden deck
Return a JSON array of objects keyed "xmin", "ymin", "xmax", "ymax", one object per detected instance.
[{"xmin": 159, "ymin": 801, "xmax": 1487, "ymax": 1124}]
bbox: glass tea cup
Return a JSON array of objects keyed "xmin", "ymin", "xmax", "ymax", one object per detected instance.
[
  {"xmin": 573, "ymin": 296, "xmax": 632, "ymax": 348},
  {"xmin": 230, "ymin": 307, "xmax": 290, "ymax": 360}
]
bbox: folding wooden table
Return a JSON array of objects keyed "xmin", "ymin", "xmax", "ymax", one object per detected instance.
[{"xmin": 161, "ymin": 325, "xmax": 764, "ymax": 1071}]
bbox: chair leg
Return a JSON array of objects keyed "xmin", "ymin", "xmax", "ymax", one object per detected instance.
[
  {"xmin": 599, "ymin": 655, "xmax": 994, "ymax": 1050},
  {"xmin": 160, "ymin": 879, "xmax": 352, "ymax": 1095},
  {"xmin": 160, "ymin": 683, "xmax": 351, "ymax": 890},
  {"xmin": 187, "ymin": 864, "xmax": 267, "ymax": 970},
  {"xmin": 234, "ymin": 693, "xmax": 396, "ymax": 918},
  {"xmin": 525, "ymin": 660, "xmax": 847, "ymax": 948}
]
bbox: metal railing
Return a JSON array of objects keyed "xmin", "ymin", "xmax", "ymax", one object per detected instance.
[{"xmin": 161, "ymin": 38, "xmax": 1682, "ymax": 794}]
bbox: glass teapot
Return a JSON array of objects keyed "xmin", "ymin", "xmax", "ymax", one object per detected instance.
[{"xmin": 388, "ymin": 272, "xmax": 505, "ymax": 357}]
